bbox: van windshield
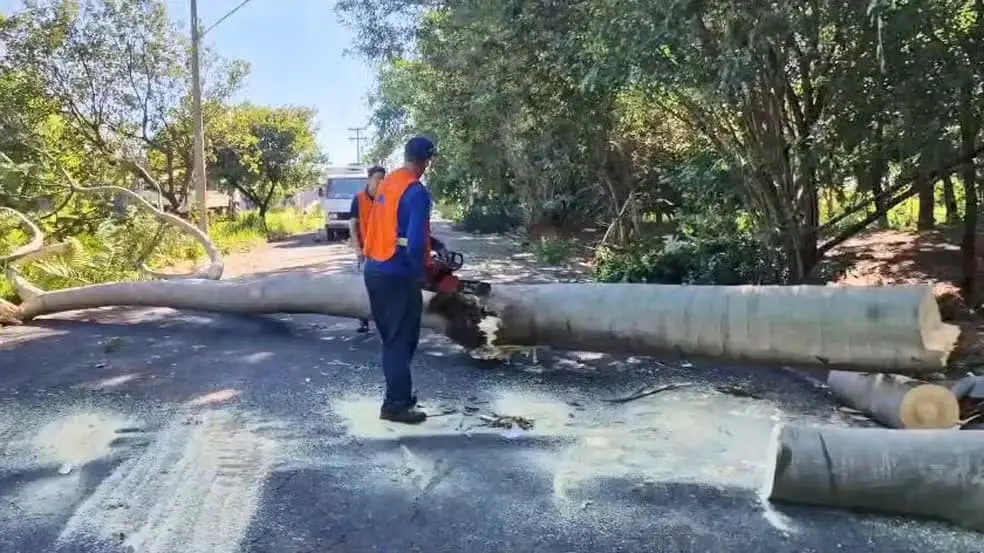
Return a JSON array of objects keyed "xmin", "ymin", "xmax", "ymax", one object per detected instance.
[{"xmin": 326, "ymin": 177, "xmax": 365, "ymax": 199}]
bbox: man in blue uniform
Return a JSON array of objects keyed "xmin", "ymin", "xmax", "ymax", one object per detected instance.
[{"xmin": 361, "ymin": 136, "xmax": 437, "ymax": 424}]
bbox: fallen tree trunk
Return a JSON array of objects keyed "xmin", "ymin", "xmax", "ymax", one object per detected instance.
[
  {"xmin": 0, "ymin": 189, "xmax": 961, "ymax": 371},
  {"xmin": 763, "ymin": 423, "xmax": 984, "ymax": 532},
  {"xmin": 16, "ymin": 274, "xmax": 440, "ymax": 329},
  {"xmin": 486, "ymin": 283, "xmax": 959, "ymax": 372},
  {"xmin": 827, "ymin": 371, "xmax": 961, "ymax": 428},
  {"xmin": 4, "ymin": 272, "xmax": 960, "ymax": 373}
]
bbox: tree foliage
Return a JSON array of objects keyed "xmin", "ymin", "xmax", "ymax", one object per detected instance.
[
  {"xmin": 338, "ymin": 0, "xmax": 984, "ymax": 292},
  {"xmin": 210, "ymin": 103, "xmax": 325, "ymax": 220},
  {"xmin": 0, "ymin": 0, "xmax": 325, "ymax": 298},
  {"xmin": 0, "ymin": 0, "xmax": 251, "ymax": 213}
]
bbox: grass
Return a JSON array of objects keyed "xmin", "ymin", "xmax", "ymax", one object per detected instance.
[
  {"xmin": 0, "ymin": 206, "xmax": 324, "ymax": 302},
  {"xmin": 210, "ymin": 206, "xmax": 324, "ymax": 253}
]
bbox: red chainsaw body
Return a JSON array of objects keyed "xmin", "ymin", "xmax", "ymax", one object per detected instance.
[
  {"xmin": 424, "ymin": 249, "xmax": 491, "ymax": 297},
  {"xmin": 425, "ymin": 259, "xmax": 465, "ymax": 294}
]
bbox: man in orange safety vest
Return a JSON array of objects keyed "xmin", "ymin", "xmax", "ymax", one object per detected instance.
[
  {"xmin": 361, "ymin": 136, "xmax": 437, "ymax": 424},
  {"xmin": 349, "ymin": 165, "xmax": 386, "ymax": 333}
]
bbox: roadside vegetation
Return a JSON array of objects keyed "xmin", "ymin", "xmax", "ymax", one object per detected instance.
[
  {"xmin": 338, "ymin": 0, "xmax": 983, "ymax": 309},
  {"xmin": 0, "ymin": 1, "xmax": 326, "ymax": 301}
]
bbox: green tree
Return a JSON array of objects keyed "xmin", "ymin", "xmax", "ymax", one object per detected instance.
[
  {"xmin": 340, "ymin": 0, "xmax": 984, "ymax": 287},
  {"xmin": 0, "ymin": 0, "xmax": 250, "ymax": 213},
  {"xmin": 210, "ymin": 103, "xmax": 324, "ymax": 222}
]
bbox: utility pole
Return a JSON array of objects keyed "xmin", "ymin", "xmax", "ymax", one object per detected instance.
[
  {"xmin": 189, "ymin": 0, "xmax": 207, "ymax": 232},
  {"xmin": 188, "ymin": 0, "xmax": 258, "ymax": 234},
  {"xmin": 348, "ymin": 126, "xmax": 367, "ymax": 163}
]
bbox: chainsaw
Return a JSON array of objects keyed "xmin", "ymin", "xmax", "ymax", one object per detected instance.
[{"xmin": 424, "ymin": 248, "xmax": 492, "ymax": 297}]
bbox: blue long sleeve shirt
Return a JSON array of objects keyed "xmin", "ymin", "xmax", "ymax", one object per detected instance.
[
  {"xmin": 348, "ymin": 195, "xmax": 362, "ymax": 220},
  {"xmin": 363, "ymin": 181, "xmax": 432, "ymax": 279}
]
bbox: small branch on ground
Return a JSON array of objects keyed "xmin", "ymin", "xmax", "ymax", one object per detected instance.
[{"xmin": 601, "ymin": 381, "xmax": 694, "ymax": 404}]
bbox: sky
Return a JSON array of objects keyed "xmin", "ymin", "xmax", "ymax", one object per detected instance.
[
  {"xmin": 0, "ymin": 0, "xmax": 378, "ymax": 165},
  {"xmin": 169, "ymin": 0, "xmax": 376, "ymax": 165}
]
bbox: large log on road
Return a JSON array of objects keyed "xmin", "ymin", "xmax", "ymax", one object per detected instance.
[
  {"xmin": 763, "ymin": 423, "xmax": 984, "ymax": 532},
  {"xmin": 10, "ymin": 273, "xmax": 959, "ymax": 373},
  {"xmin": 486, "ymin": 283, "xmax": 959, "ymax": 373}
]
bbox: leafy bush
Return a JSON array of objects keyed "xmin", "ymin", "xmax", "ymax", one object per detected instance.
[
  {"xmin": 0, "ymin": 206, "xmax": 200, "ymax": 301},
  {"xmin": 434, "ymin": 201, "xmax": 464, "ymax": 221},
  {"xmin": 458, "ymin": 197, "xmax": 521, "ymax": 234},
  {"xmin": 531, "ymin": 237, "xmax": 575, "ymax": 265},
  {"xmin": 594, "ymin": 233, "xmax": 793, "ymax": 285}
]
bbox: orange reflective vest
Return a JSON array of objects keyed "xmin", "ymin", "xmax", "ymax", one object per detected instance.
[
  {"xmin": 362, "ymin": 167, "xmax": 430, "ymax": 263},
  {"xmin": 355, "ymin": 189, "xmax": 373, "ymax": 241}
]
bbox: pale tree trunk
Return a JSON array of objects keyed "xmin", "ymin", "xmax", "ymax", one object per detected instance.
[
  {"xmin": 763, "ymin": 423, "xmax": 984, "ymax": 532},
  {"xmin": 1, "ymin": 174, "xmax": 222, "ymax": 325}
]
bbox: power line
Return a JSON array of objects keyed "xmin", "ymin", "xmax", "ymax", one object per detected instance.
[
  {"xmin": 348, "ymin": 127, "xmax": 368, "ymax": 163},
  {"xmin": 203, "ymin": 0, "xmax": 258, "ymax": 36}
]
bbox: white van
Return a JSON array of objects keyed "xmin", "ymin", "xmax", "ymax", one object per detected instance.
[{"xmin": 318, "ymin": 166, "xmax": 368, "ymax": 241}]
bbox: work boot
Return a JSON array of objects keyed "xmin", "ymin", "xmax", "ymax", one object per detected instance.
[
  {"xmin": 356, "ymin": 319, "xmax": 370, "ymax": 333},
  {"xmin": 379, "ymin": 406, "xmax": 428, "ymax": 425}
]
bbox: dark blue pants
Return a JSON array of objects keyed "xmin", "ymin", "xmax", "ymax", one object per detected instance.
[{"xmin": 364, "ymin": 270, "xmax": 422, "ymax": 410}]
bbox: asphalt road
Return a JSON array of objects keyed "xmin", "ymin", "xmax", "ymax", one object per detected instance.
[{"xmin": 0, "ymin": 227, "xmax": 980, "ymax": 553}]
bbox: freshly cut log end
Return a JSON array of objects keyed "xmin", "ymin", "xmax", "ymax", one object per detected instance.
[
  {"xmin": 827, "ymin": 371, "xmax": 960, "ymax": 429},
  {"xmin": 898, "ymin": 383, "xmax": 960, "ymax": 428},
  {"xmin": 425, "ymin": 291, "xmax": 502, "ymax": 352},
  {"xmin": 0, "ymin": 298, "xmax": 23, "ymax": 326},
  {"xmin": 762, "ymin": 423, "xmax": 984, "ymax": 533}
]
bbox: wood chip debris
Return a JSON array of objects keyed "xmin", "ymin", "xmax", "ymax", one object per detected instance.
[
  {"xmin": 427, "ymin": 402, "xmax": 536, "ymax": 431},
  {"xmin": 477, "ymin": 413, "xmax": 534, "ymax": 430}
]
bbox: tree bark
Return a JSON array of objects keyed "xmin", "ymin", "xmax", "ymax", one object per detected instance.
[
  {"xmin": 917, "ymin": 177, "xmax": 936, "ymax": 230},
  {"xmin": 486, "ymin": 282, "xmax": 959, "ymax": 372},
  {"xmin": 763, "ymin": 423, "xmax": 984, "ymax": 532},
  {"xmin": 943, "ymin": 175, "xmax": 960, "ymax": 224},
  {"xmin": 959, "ymin": 82, "xmax": 981, "ymax": 303},
  {"xmin": 826, "ymin": 371, "xmax": 960, "ymax": 428},
  {"xmin": 869, "ymin": 124, "xmax": 890, "ymax": 228}
]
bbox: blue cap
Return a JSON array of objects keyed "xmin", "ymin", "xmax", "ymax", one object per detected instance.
[{"xmin": 404, "ymin": 136, "xmax": 436, "ymax": 162}]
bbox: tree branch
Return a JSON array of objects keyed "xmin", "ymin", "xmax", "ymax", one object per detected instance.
[
  {"xmin": 36, "ymin": 147, "xmax": 223, "ymax": 280},
  {"xmin": 817, "ymin": 141, "xmax": 984, "ymax": 256}
]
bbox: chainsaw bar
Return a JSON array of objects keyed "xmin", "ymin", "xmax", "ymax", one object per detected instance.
[{"xmin": 459, "ymin": 279, "xmax": 492, "ymax": 297}]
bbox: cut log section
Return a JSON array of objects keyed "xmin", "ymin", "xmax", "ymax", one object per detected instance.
[
  {"xmin": 488, "ymin": 283, "xmax": 960, "ymax": 372},
  {"xmin": 827, "ymin": 371, "xmax": 961, "ymax": 429},
  {"xmin": 763, "ymin": 423, "xmax": 984, "ymax": 532}
]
